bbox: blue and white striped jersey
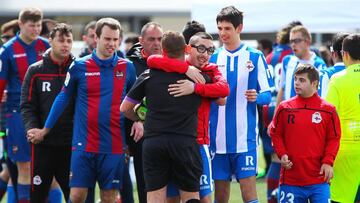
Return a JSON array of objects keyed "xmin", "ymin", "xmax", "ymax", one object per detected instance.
[
  {"xmin": 209, "ymin": 44, "xmax": 273, "ymax": 154},
  {"xmin": 318, "ymin": 62, "xmax": 346, "ymax": 98},
  {"xmin": 280, "ymin": 52, "xmax": 326, "ymax": 100}
]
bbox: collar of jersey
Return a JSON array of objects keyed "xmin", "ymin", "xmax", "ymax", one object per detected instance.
[
  {"xmin": 296, "ymin": 92, "xmax": 319, "ymax": 103},
  {"xmin": 297, "ymin": 51, "xmax": 317, "ymax": 64},
  {"xmin": 91, "ymin": 50, "xmax": 118, "ymax": 68},
  {"xmin": 333, "ymin": 62, "xmax": 345, "ymax": 67},
  {"xmin": 225, "ymin": 43, "xmax": 244, "ymax": 54},
  {"xmin": 347, "ymin": 63, "xmax": 360, "ymax": 70},
  {"xmin": 16, "ymin": 34, "xmax": 38, "ymax": 48}
]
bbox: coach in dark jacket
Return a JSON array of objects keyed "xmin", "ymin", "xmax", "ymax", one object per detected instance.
[{"xmin": 125, "ymin": 22, "xmax": 163, "ymax": 203}]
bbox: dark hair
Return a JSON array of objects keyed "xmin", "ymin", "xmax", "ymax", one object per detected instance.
[
  {"xmin": 216, "ymin": 6, "xmax": 243, "ymax": 29},
  {"xmin": 331, "ymin": 33, "xmax": 349, "ymax": 61},
  {"xmin": 49, "ymin": 23, "xmax": 72, "ymax": 39},
  {"xmin": 182, "ymin": 20, "xmax": 206, "ymax": 44},
  {"xmin": 124, "ymin": 34, "xmax": 139, "ymax": 44},
  {"xmin": 189, "ymin": 32, "xmax": 213, "ymax": 45},
  {"xmin": 287, "ymin": 21, "xmax": 303, "ymax": 28},
  {"xmin": 95, "ymin": 18, "xmax": 121, "ymax": 37},
  {"xmin": 161, "ymin": 31, "xmax": 186, "ymax": 58},
  {"xmin": 1, "ymin": 19, "xmax": 20, "ymax": 34},
  {"xmin": 342, "ymin": 34, "xmax": 360, "ymax": 60},
  {"xmin": 41, "ymin": 19, "xmax": 58, "ymax": 38},
  {"xmin": 140, "ymin": 22, "xmax": 162, "ymax": 37},
  {"xmin": 258, "ymin": 39, "xmax": 273, "ymax": 52},
  {"xmin": 18, "ymin": 7, "xmax": 43, "ymax": 23},
  {"xmin": 294, "ymin": 64, "xmax": 319, "ymax": 84},
  {"xmin": 277, "ymin": 21, "xmax": 303, "ymax": 44}
]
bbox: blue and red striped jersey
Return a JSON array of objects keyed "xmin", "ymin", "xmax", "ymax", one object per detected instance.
[
  {"xmin": 266, "ymin": 44, "xmax": 293, "ymax": 68},
  {"xmin": 45, "ymin": 51, "xmax": 136, "ymax": 154},
  {"xmin": 0, "ymin": 34, "xmax": 50, "ymax": 110}
]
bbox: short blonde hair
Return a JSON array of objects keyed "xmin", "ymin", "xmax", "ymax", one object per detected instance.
[{"xmin": 291, "ymin": 25, "xmax": 311, "ymax": 43}]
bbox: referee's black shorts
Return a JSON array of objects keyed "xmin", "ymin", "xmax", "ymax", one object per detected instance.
[{"xmin": 143, "ymin": 135, "xmax": 202, "ymax": 192}]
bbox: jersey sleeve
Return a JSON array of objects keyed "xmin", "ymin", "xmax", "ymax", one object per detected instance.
[
  {"xmin": 257, "ymin": 53, "xmax": 273, "ymax": 93},
  {"xmin": 125, "ymin": 70, "xmax": 149, "ymax": 104},
  {"xmin": 256, "ymin": 91, "xmax": 271, "ymax": 105},
  {"xmin": 20, "ymin": 65, "xmax": 40, "ymax": 131},
  {"xmin": 318, "ymin": 70, "xmax": 330, "ymax": 98},
  {"xmin": 322, "ymin": 108, "xmax": 341, "ymax": 166},
  {"xmin": 269, "ymin": 104, "xmax": 288, "ymax": 158},
  {"xmin": 194, "ymin": 64, "xmax": 230, "ymax": 98},
  {"xmin": 279, "ymin": 56, "xmax": 289, "ymax": 90},
  {"xmin": 126, "ymin": 61, "xmax": 137, "ymax": 93},
  {"xmin": 44, "ymin": 61, "xmax": 78, "ymax": 129},
  {"xmin": 0, "ymin": 47, "xmax": 9, "ymax": 99},
  {"xmin": 147, "ymin": 55, "xmax": 188, "ymax": 74}
]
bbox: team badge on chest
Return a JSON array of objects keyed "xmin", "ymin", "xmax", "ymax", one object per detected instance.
[
  {"xmin": 115, "ymin": 70, "xmax": 124, "ymax": 79},
  {"xmin": 245, "ymin": 60, "xmax": 254, "ymax": 72},
  {"xmin": 312, "ymin": 112, "xmax": 322, "ymax": 124}
]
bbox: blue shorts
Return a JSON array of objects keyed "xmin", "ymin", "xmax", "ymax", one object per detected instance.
[
  {"xmin": 211, "ymin": 149, "xmax": 257, "ymax": 181},
  {"xmin": 279, "ymin": 183, "xmax": 330, "ymax": 203},
  {"xmin": 70, "ymin": 150, "xmax": 125, "ymax": 190},
  {"xmin": 167, "ymin": 145, "xmax": 213, "ymax": 198},
  {"xmin": 6, "ymin": 112, "xmax": 30, "ymax": 162}
]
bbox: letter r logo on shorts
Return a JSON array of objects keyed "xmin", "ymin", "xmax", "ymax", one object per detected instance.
[
  {"xmin": 42, "ymin": 81, "xmax": 51, "ymax": 92},
  {"xmin": 200, "ymin": 175, "xmax": 208, "ymax": 185},
  {"xmin": 246, "ymin": 156, "xmax": 254, "ymax": 166}
]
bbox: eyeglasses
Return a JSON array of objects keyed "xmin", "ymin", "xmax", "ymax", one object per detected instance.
[
  {"xmin": 289, "ymin": 38, "xmax": 305, "ymax": 44},
  {"xmin": 190, "ymin": 44, "xmax": 215, "ymax": 55},
  {"xmin": 0, "ymin": 35, "xmax": 12, "ymax": 42}
]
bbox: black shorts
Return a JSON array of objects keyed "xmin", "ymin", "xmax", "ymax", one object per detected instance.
[
  {"xmin": 142, "ymin": 135, "xmax": 202, "ymax": 192},
  {"xmin": 31, "ymin": 144, "xmax": 71, "ymax": 203}
]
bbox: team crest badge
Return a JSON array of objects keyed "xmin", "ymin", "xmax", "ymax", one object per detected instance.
[
  {"xmin": 64, "ymin": 72, "xmax": 70, "ymax": 86},
  {"xmin": 115, "ymin": 70, "xmax": 124, "ymax": 79},
  {"xmin": 12, "ymin": 145, "xmax": 18, "ymax": 154},
  {"xmin": 38, "ymin": 50, "xmax": 45, "ymax": 57},
  {"xmin": 33, "ymin": 175, "xmax": 42, "ymax": 185},
  {"xmin": 245, "ymin": 60, "xmax": 254, "ymax": 72},
  {"xmin": 312, "ymin": 112, "xmax": 322, "ymax": 124}
]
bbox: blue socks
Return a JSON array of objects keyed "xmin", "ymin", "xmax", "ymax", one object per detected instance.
[
  {"xmin": 17, "ymin": 184, "xmax": 30, "ymax": 202},
  {"xmin": 49, "ymin": 187, "xmax": 62, "ymax": 203},
  {"xmin": 7, "ymin": 185, "xmax": 16, "ymax": 203}
]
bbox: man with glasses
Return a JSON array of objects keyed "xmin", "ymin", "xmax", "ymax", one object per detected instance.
[
  {"xmin": 326, "ymin": 33, "xmax": 360, "ymax": 203},
  {"xmin": 147, "ymin": 31, "xmax": 230, "ymax": 203},
  {"xmin": 1, "ymin": 20, "xmax": 20, "ymax": 44},
  {"xmin": 276, "ymin": 25, "xmax": 326, "ymax": 105}
]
